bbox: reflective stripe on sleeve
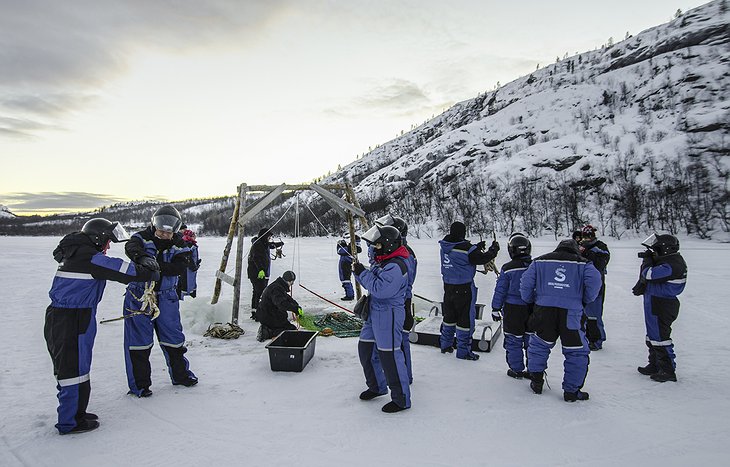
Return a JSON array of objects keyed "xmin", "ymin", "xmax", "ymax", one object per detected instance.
[{"xmin": 55, "ymin": 271, "xmax": 94, "ymax": 280}]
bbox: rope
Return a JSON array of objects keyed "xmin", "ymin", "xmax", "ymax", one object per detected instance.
[
  {"xmin": 304, "ymin": 201, "xmax": 332, "ymax": 236},
  {"xmin": 204, "ymin": 322, "xmax": 246, "ymax": 339},
  {"xmin": 225, "ymin": 200, "xmax": 297, "ymax": 275},
  {"xmin": 298, "ymin": 283, "xmax": 354, "ymax": 314},
  {"xmin": 99, "ymin": 281, "xmax": 159, "ymax": 324}
]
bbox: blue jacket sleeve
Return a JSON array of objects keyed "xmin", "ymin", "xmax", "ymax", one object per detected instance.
[
  {"xmin": 491, "ymin": 267, "xmax": 510, "ymax": 309},
  {"xmin": 582, "ymin": 263, "xmax": 603, "ymax": 304},
  {"xmin": 519, "ymin": 263, "xmax": 536, "ymax": 304},
  {"xmin": 355, "ymin": 263, "xmax": 403, "ymax": 299},
  {"xmin": 642, "ymin": 263, "xmax": 673, "ymax": 282},
  {"xmin": 90, "ymin": 254, "xmax": 157, "ymax": 284}
]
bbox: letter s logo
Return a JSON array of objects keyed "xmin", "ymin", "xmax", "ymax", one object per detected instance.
[
  {"xmin": 443, "ymin": 255, "xmax": 451, "ymax": 264},
  {"xmin": 554, "ymin": 267, "xmax": 566, "ymax": 282}
]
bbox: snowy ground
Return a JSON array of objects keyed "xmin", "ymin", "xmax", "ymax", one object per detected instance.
[{"xmin": 1, "ymin": 235, "xmax": 729, "ymax": 466}]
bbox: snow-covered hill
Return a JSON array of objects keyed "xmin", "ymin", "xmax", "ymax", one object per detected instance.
[
  {"xmin": 323, "ymin": 0, "xmax": 729, "ymax": 239},
  {"xmin": 0, "ymin": 204, "xmax": 16, "ymax": 219}
]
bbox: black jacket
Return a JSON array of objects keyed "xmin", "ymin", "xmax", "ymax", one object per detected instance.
[
  {"xmin": 257, "ymin": 277, "xmax": 300, "ymax": 329},
  {"xmin": 247, "ymin": 237, "xmax": 283, "ymax": 280}
]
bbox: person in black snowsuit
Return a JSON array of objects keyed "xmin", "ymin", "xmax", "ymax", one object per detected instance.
[
  {"xmin": 578, "ymin": 225, "xmax": 611, "ymax": 350},
  {"xmin": 247, "ymin": 227, "xmax": 284, "ymax": 321},
  {"xmin": 45, "ymin": 218, "xmax": 158, "ymax": 434},
  {"xmin": 256, "ymin": 271, "xmax": 302, "ymax": 341}
]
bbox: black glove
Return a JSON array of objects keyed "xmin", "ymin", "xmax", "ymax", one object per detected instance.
[
  {"xmin": 632, "ymin": 279, "xmax": 647, "ymax": 296},
  {"xmin": 491, "ymin": 309, "xmax": 502, "ymax": 321},
  {"xmin": 353, "ymin": 261, "xmax": 365, "ymax": 275},
  {"xmin": 491, "ymin": 240, "xmax": 500, "ymax": 252},
  {"xmin": 641, "ymin": 254, "xmax": 654, "ymax": 270},
  {"xmin": 476, "ymin": 240, "xmax": 486, "ymax": 251},
  {"xmin": 138, "ymin": 256, "xmax": 160, "ymax": 272}
]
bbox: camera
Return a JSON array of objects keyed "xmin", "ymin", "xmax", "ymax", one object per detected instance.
[{"xmin": 637, "ymin": 249, "xmax": 654, "ymax": 259}]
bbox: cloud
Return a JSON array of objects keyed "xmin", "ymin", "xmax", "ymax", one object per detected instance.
[
  {"xmin": 0, "ymin": 0, "xmax": 290, "ymax": 138},
  {"xmin": 0, "ymin": 191, "xmax": 130, "ymax": 214},
  {"xmin": 325, "ymin": 79, "xmax": 449, "ymax": 118}
]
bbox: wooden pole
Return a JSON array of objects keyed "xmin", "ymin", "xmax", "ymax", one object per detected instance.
[
  {"xmin": 345, "ymin": 183, "xmax": 368, "ymax": 299},
  {"xmin": 211, "ymin": 185, "xmax": 243, "ymax": 305},
  {"xmin": 231, "ymin": 184, "xmax": 248, "ymax": 324}
]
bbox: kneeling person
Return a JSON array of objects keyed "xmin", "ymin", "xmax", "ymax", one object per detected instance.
[{"xmin": 257, "ymin": 271, "xmax": 303, "ymax": 341}]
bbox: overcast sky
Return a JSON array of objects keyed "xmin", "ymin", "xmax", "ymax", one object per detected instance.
[{"xmin": 0, "ymin": 0, "xmax": 709, "ymax": 214}]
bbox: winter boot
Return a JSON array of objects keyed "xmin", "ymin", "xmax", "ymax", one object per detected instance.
[
  {"xmin": 563, "ymin": 390, "xmax": 590, "ymax": 402},
  {"xmin": 507, "ymin": 369, "xmax": 529, "ymax": 379},
  {"xmin": 341, "ymin": 296, "xmax": 354, "ymax": 301},
  {"xmin": 173, "ymin": 376, "xmax": 199, "ymax": 387},
  {"xmin": 81, "ymin": 412, "xmax": 98, "ymax": 421},
  {"xmin": 530, "ymin": 372, "xmax": 544, "ymax": 394},
  {"xmin": 457, "ymin": 352, "xmax": 480, "ymax": 361},
  {"xmin": 650, "ymin": 371, "xmax": 677, "ymax": 382},
  {"xmin": 637, "ymin": 363, "xmax": 659, "ymax": 376},
  {"xmin": 359, "ymin": 389, "xmax": 387, "ymax": 401},
  {"xmin": 381, "ymin": 401, "xmax": 409, "ymax": 413},
  {"xmin": 61, "ymin": 419, "xmax": 99, "ymax": 435},
  {"xmin": 440, "ymin": 346, "xmax": 454, "ymax": 354}
]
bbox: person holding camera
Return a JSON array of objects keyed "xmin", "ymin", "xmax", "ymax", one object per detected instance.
[
  {"xmin": 439, "ymin": 221, "xmax": 500, "ymax": 361},
  {"xmin": 354, "ymin": 225, "xmax": 411, "ymax": 413},
  {"xmin": 632, "ymin": 234, "xmax": 687, "ymax": 382}
]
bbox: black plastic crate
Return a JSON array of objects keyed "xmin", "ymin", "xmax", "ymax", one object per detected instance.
[{"xmin": 265, "ymin": 330, "xmax": 318, "ymax": 372}]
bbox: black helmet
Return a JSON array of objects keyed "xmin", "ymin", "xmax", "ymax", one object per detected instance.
[
  {"xmin": 282, "ymin": 271, "xmax": 296, "ymax": 282},
  {"xmin": 507, "ymin": 233, "xmax": 531, "ymax": 259},
  {"xmin": 392, "ymin": 217, "xmax": 408, "ymax": 237},
  {"xmin": 643, "ymin": 233, "xmax": 679, "ymax": 256},
  {"xmin": 82, "ymin": 218, "xmax": 130, "ymax": 249},
  {"xmin": 152, "ymin": 205, "xmax": 182, "ymax": 233},
  {"xmin": 363, "ymin": 225, "xmax": 402, "ymax": 255}
]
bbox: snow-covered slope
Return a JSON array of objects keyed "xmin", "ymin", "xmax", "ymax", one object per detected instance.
[
  {"xmin": 0, "ymin": 204, "xmax": 16, "ymax": 219},
  {"xmin": 324, "ymin": 0, "xmax": 729, "ymax": 238}
]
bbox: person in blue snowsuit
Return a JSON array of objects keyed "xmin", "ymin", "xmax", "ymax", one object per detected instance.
[
  {"xmin": 337, "ymin": 235, "xmax": 361, "ymax": 301},
  {"xmin": 520, "ymin": 239, "xmax": 602, "ymax": 402},
  {"xmin": 44, "ymin": 218, "xmax": 159, "ymax": 434},
  {"xmin": 364, "ymin": 215, "xmax": 418, "ymax": 386},
  {"xmin": 578, "ymin": 225, "xmax": 611, "ymax": 350},
  {"xmin": 122, "ymin": 205, "xmax": 199, "ymax": 397},
  {"xmin": 439, "ymin": 221, "xmax": 500, "ymax": 360},
  {"xmin": 354, "ymin": 225, "xmax": 411, "ymax": 413},
  {"xmin": 632, "ymin": 234, "xmax": 687, "ymax": 382},
  {"xmin": 491, "ymin": 233, "xmax": 533, "ymax": 379}
]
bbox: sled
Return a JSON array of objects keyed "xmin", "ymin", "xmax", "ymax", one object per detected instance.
[{"xmin": 409, "ymin": 301, "xmax": 502, "ymax": 352}]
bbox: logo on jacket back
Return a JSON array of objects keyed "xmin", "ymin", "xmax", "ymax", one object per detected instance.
[
  {"xmin": 442, "ymin": 254, "xmax": 452, "ymax": 269},
  {"xmin": 548, "ymin": 266, "xmax": 570, "ymax": 289}
]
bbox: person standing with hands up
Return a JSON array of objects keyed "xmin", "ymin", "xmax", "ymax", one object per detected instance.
[{"xmin": 439, "ymin": 221, "xmax": 500, "ymax": 361}]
